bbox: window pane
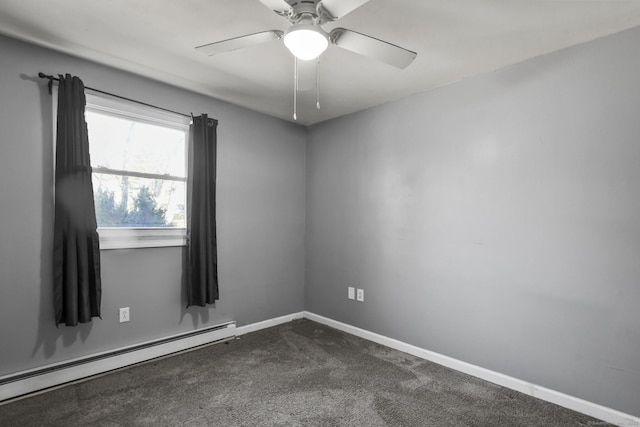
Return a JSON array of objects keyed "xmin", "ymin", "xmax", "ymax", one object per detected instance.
[
  {"xmin": 93, "ymin": 173, "xmax": 186, "ymax": 228},
  {"xmin": 86, "ymin": 111, "xmax": 186, "ymax": 177}
]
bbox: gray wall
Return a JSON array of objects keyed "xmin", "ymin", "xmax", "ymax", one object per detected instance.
[
  {"xmin": 0, "ymin": 35, "xmax": 306, "ymax": 376},
  {"xmin": 305, "ymin": 27, "xmax": 640, "ymax": 416}
]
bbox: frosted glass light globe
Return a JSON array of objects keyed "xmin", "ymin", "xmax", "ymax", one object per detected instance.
[{"xmin": 284, "ymin": 25, "xmax": 329, "ymax": 61}]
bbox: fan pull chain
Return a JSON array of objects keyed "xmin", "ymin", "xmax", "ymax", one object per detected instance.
[
  {"xmin": 316, "ymin": 57, "xmax": 320, "ymax": 110},
  {"xmin": 293, "ymin": 57, "xmax": 298, "ymax": 121}
]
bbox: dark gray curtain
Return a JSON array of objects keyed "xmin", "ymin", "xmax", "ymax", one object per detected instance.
[
  {"xmin": 186, "ymin": 114, "xmax": 219, "ymax": 307},
  {"xmin": 53, "ymin": 74, "xmax": 102, "ymax": 326}
]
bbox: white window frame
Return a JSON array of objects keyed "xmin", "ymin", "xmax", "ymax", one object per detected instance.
[{"xmin": 53, "ymin": 89, "xmax": 191, "ymax": 250}]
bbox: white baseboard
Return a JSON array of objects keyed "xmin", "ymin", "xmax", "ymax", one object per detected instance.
[
  {"xmin": 0, "ymin": 321, "xmax": 236, "ymax": 403},
  {"xmin": 236, "ymin": 312, "xmax": 304, "ymax": 336},
  {"xmin": 303, "ymin": 311, "xmax": 640, "ymax": 427}
]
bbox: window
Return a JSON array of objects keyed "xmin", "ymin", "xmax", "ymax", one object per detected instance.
[{"xmin": 84, "ymin": 94, "xmax": 191, "ymax": 249}]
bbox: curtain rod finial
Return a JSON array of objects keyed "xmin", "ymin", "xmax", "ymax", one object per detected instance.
[{"xmin": 38, "ymin": 72, "xmax": 54, "ymax": 94}]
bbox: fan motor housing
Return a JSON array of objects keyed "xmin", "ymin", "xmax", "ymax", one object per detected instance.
[{"xmin": 286, "ymin": 0, "xmax": 335, "ymax": 24}]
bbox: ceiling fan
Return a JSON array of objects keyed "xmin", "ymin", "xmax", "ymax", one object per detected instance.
[{"xmin": 196, "ymin": 0, "xmax": 417, "ymax": 119}]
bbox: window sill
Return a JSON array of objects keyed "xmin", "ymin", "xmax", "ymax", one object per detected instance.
[{"xmin": 98, "ymin": 228, "xmax": 187, "ymax": 250}]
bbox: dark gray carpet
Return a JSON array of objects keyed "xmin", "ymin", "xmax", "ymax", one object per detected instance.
[{"xmin": 0, "ymin": 319, "xmax": 608, "ymax": 426}]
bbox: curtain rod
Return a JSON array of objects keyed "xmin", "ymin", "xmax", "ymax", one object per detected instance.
[{"xmin": 38, "ymin": 72, "xmax": 193, "ymax": 120}]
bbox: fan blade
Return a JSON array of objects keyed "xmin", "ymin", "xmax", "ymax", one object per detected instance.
[
  {"xmin": 196, "ymin": 30, "xmax": 283, "ymax": 56},
  {"xmin": 330, "ymin": 28, "xmax": 417, "ymax": 69},
  {"xmin": 257, "ymin": 0, "xmax": 291, "ymax": 15},
  {"xmin": 320, "ymin": 0, "xmax": 370, "ymax": 19}
]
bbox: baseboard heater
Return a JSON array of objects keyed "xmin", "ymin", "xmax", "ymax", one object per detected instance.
[{"xmin": 0, "ymin": 321, "xmax": 236, "ymax": 403}]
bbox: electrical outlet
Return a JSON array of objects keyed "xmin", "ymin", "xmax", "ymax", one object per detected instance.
[
  {"xmin": 348, "ymin": 287, "xmax": 355, "ymax": 300},
  {"xmin": 119, "ymin": 307, "xmax": 130, "ymax": 323},
  {"xmin": 356, "ymin": 288, "xmax": 364, "ymax": 302}
]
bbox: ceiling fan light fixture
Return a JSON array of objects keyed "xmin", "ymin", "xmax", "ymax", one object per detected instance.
[{"xmin": 283, "ymin": 24, "xmax": 328, "ymax": 61}]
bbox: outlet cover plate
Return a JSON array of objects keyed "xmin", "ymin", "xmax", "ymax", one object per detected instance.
[{"xmin": 356, "ymin": 288, "xmax": 364, "ymax": 302}]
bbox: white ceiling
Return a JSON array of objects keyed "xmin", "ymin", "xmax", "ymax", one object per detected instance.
[{"xmin": 1, "ymin": 0, "xmax": 640, "ymax": 125}]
